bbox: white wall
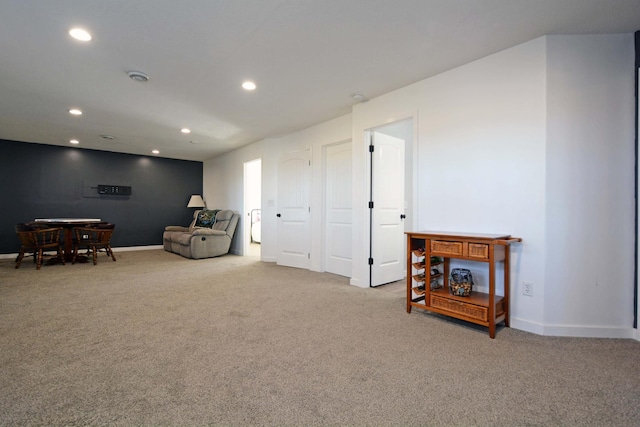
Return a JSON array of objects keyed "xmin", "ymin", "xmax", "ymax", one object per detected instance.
[
  {"xmin": 423, "ymin": 38, "xmax": 548, "ymax": 331},
  {"xmin": 205, "ymin": 33, "xmax": 636, "ymax": 338},
  {"xmin": 203, "ymin": 141, "xmax": 264, "ymax": 255},
  {"xmin": 351, "ymin": 38, "xmax": 548, "ymax": 332},
  {"xmin": 351, "ymin": 34, "xmax": 635, "ymax": 336},
  {"xmin": 545, "ymin": 34, "xmax": 635, "ymax": 337}
]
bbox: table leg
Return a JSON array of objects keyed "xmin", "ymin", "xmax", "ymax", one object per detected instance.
[{"xmin": 63, "ymin": 228, "xmax": 74, "ymax": 261}]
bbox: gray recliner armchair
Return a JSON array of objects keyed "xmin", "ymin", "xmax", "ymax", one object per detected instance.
[{"xmin": 163, "ymin": 209, "xmax": 239, "ymax": 259}]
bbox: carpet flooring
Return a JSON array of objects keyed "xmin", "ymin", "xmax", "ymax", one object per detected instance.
[{"xmin": 1, "ymin": 249, "xmax": 639, "ymax": 426}]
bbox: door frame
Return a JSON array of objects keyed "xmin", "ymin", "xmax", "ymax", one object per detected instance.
[
  {"xmin": 365, "ymin": 117, "xmax": 417, "ymax": 287},
  {"xmin": 243, "ymin": 158, "xmax": 262, "ymax": 257},
  {"xmin": 349, "ymin": 111, "xmax": 418, "ymax": 289},
  {"xmin": 634, "ymin": 39, "xmax": 639, "ymax": 335}
]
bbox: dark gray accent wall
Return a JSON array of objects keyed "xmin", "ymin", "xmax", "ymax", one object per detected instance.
[{"xmin": 0, "ymin": 139, "xmax": 203, "ymax": 254}]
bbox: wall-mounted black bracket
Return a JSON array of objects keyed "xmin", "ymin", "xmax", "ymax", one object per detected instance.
[{"xmin": 98, "ymin": 185, "xmax": 132, "ymax": 195}]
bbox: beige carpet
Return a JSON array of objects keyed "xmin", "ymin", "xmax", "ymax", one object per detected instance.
[{"xmin": 1, "ymin": 250, "xmax": 639, "ymax": 426}]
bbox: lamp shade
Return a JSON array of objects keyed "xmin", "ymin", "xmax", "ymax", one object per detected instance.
[{"xmin": 187, "ymin": 194, "xmax": 206, "ymax": 208}]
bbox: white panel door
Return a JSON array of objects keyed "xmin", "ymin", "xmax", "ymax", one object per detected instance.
[
  {"xmin": 277, "ymin": 149, "xmax": 311, "ymax": 269},
  {"xmin": 324, "ymin": 141, "xmax": 352, "ymax": 277},
  {"xmin": 371, "ymin": 131, "xmax": 405, "ymax": 287}
]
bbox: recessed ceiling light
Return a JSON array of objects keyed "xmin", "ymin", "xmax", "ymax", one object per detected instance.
[
  {"xmin": 127, "ymin": 71, "xmax": 149, "ymax": 82},
  {"xmin": 181, "ymin": 128, "xmax": 191, "ymax": 134},
  {"xmin": 70, "ymin": 139, "xmax": 79, "ymax": 144},
  {"xmin": 152, "ymin": 149, "xmax": 160, "ymax": 154},
  {"xmin": 242, "ymin": 81, "xmax": 256, "ymax": 91},
  {"xmin": 69, "ymin": 109, "xmax": 82, "ymax": 115},
  {"xmin": 69, "ymin": 28, "xmax": 92, "ymax": 42}
]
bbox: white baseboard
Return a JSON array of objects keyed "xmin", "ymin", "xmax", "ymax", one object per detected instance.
[
  {"xmin": 0, "ymin": 245, "xmax": 164, "ymax": 260},
  {"xmin": 510, "ymin": 317, "xmax": 635, "ymax": 339},
  {"xmin": 349, "ymin": 278, "xmax": 368, "ymax": 288},
  {"xmin": 541, "ymin": 324, "xmax": 635, "ymax": 339},
  {"xmin": 509, "ymin": 317, "xmax": 545, "ymax": 336},
  {"xmin": 112, "ymin": 245, "xmax": 163, "ymax": 252}
]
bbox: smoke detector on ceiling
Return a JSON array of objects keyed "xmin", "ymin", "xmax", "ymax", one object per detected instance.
[
  {"xmin": 127, "ymin": 71, "xmax": 149, "ymax": 82},
  {"xmin": 352, "ymin": 93, "xmax": 368, "ymax": 103}
]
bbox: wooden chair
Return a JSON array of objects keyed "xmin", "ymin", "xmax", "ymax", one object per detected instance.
[
  {"xmin": 15, "ymin": 224, "xmax": 65, "ymax": 270},
  {"xmin": 72, "ymin": 224, "xmax": 116, "ymax": 265}
]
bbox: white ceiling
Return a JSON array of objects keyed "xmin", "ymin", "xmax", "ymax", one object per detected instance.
[{"xmin": 1, "ymin": 0, "xmax": 639, "ymax": 162}]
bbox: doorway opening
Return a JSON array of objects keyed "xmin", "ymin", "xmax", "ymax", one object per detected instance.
[
  {"xmin": 368, "ymin": 118, "xmax": 414, "ymax": 287},
  {"xmin": 243, "ymin": 158, "xmax": 262, "ymax": 258}
]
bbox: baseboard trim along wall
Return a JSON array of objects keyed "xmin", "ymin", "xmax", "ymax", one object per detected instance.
[
  {"xmin": 114, "ymin": 245, "xmax": 164, "ymax": 252},
  {"xmin": 510, "ymin": 317, "xmax": 545, "ymax": 336},
  {"xmin": 499, "ymin": 317, "xmax": 636, "ymax": 339},
  {"xmin": 541, "ymin": 324, "xmax": 636, "ymax": 339},
  {"xmin": 0, "ymin": 245, "xmax": 164, "ymax": 259}
]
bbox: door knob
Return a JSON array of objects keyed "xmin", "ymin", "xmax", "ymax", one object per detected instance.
[
  {"xmin": 400, "ymin": 214, "xmax": 406, "ymax": 219},
  {"xmin": 277, "ymin": 213, "xmax": 281, "ymax": 217}
]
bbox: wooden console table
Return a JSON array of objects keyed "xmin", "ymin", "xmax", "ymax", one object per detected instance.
[{"xmin": 406, "ymin": 231, "xmax": 521, "ymax": 338}]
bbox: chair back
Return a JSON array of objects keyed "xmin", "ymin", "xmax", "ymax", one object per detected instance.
[
  {"xmin": 74, "ymin": 224, "xmax": 115, "ymax": 244},
  {"xmin": 15, "ymin": 223, "xmax": 33, "ymax": 232},
  {"xmin": 17, "ymin": 227, "xmax": 63, "ymax": 249},
  {"xmin": 15, "ymin": 223, "xmax": 34, "ymax": 248}
]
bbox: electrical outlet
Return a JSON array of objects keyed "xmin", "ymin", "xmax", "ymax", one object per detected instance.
[{"xmin": 523, "ymin": 282, "xmax": 533, "ymax": 297}]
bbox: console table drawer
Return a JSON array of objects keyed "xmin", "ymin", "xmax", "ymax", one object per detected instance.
[
  {"xmin": 430, "ymin": 240, "xmax": 463, "ymax": 256},
  {"xmin": 431, "ymin": 295, "xmax": 488, "ymax": 321},
  {"xmin": 430, "ymin": 241, "xmax": 489, "ymax": 259},
  {"xmin": 468, "ymin": 243, "xmax": 489, "ymax": 259}
]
